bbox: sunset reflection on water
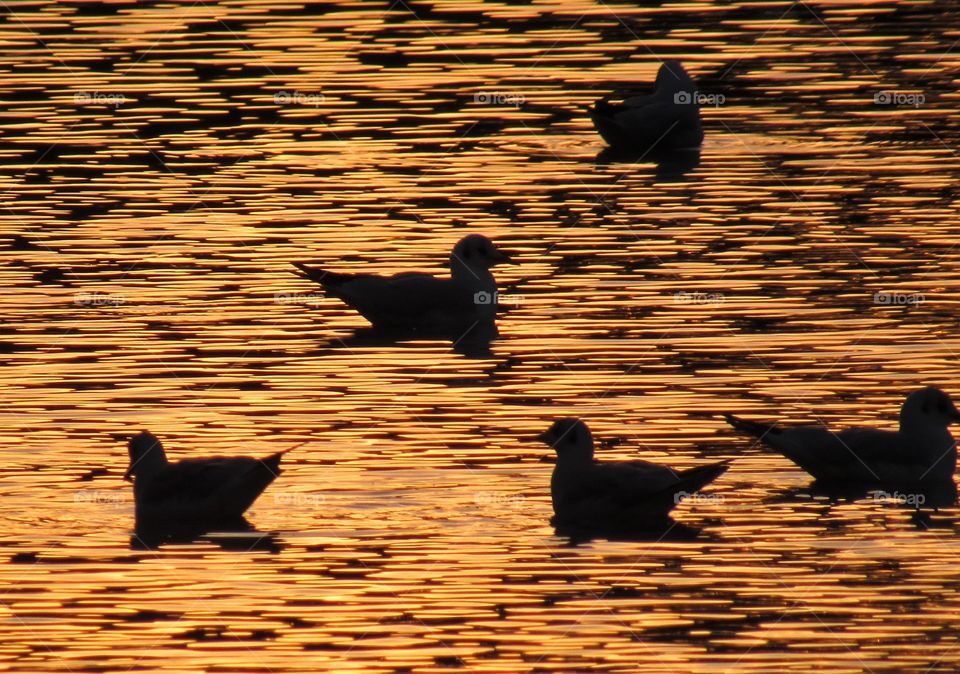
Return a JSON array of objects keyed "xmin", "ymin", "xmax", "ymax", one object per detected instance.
[{"xmin": 2, "ymin": 0, "xmax": 960, "ymax": 671}]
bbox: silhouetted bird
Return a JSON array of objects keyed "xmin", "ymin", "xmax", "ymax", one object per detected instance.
[
  {"xmin": 591, "ymin": 60, "xmax": 704, "ymax": 153},
  {"xmin": 537, "ymin": 418, "xmax": 728, "ymax": 530},
  {"xmin": 124, "ymin": 431, "xmax": 294, "ymax": 526},
  {"xmin": 724, "ymin": 386, "xmax": 960, "ymax": 483},
  {"xmin": 293, "ymin": 234, "xmax": 512, "ymax": 331}
]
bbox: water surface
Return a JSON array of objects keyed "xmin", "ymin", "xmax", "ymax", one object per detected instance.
[{"xmin": 2, "ymin": 0, "xmax": 960, "ymax": 671}]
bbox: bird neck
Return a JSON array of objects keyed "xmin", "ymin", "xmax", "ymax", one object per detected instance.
[
  {"xmin": 450, "ymin": 261, "xmax": 496, "ymax": 289},
  {"xmin": 656, "ymin": 66, "xmax": 695, "ymax": 97},
  {"xmin": 899, "ymin": 417, "xmax": 956, "ymax": 448},
  {"xmin": 134, "ymin": 446, "xmax": 169, "ymax": 478},
  {"xmin": 557, "ymin": 449, "xmax": 595, "ymax": 466}
]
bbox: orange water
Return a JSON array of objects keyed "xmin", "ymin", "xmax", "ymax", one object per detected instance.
[{"xmin": 2, "ymin": 0, "xmax": 960, "ymax": 671}]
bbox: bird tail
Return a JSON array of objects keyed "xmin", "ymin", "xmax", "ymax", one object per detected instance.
[
  {"xmin": 261, "ymin": 440, "xmax": 308, "ymax": 474},
  {"xmin": 674, "ymin": 460, "xmax": 729, "ymax": 497},
  {"xmin": 723, "ymin": 413, "xmax": 780, "ymax": 439},
  {"xmin": 291, "ymin": 262, "xmax": 351, "ymax": 288},
  {"xmin": 592, "ymin": 98, "xmax": 619, "ymax": 116},
  {"xmin": 259, "ymin": 451, "xmax": 286, "ymax": 475}
]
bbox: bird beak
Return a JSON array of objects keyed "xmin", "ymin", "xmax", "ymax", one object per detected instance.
[
  {"xmin": 951, "ymin": 410, "xmax": 960, "ymax": 423},
  {"xmin": 492, "ymin": 249, "xmax": 515, "ymax": 265},
  {"xmin": 534, "ymin": 431, "xmax": 551, "ymax": 445},
  {"xmin": 123, "ymin": 466, "xmax": 133, "ymax": 482}
]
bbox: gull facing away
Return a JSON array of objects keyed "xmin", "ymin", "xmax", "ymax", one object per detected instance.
[
  {"xmin": 124, "ymin": 431, "xmax": 296, "ymax": 527},
  {"xmin": 537, "ymin": 418, "xmax": 729, "ymax": 530},
  {"xmin": 724, "ymin": 386, "xmax": 960, "ymax": 484},
  {"xmin": 591, "ymin": 60, "xmax": 704, "ymax": 153},
  {"xmin": 292, "ymin": 234, "xmax": 512, "ymax": 332}
]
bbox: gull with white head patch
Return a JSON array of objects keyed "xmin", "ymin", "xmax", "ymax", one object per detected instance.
[
  {"xmin": 124, "ymin": 431, "xmax": 298, "ymax": 527},
  {"xmin": 292, "ymin": 234, "xmax": 512, "ymax": 332},
  {"xmin": 591, "ymin": 60, "xmax": 704, "ymax": 153},
  {"xmin": 537, "ymin": 418, "xmax": 729, "ymax": 530},
  {"xmin": 724, "ymin": 386, "xmax": 960, "ymax": 484}
]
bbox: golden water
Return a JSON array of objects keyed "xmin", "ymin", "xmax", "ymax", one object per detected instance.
[{"xmin": 2, "ymin": 0, "xmax": 960, "ymax": 671}]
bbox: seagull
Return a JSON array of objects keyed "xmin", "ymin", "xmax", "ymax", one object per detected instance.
[
  {"xmin": 537, "ymin": 418, "xmax": 729, "ymax": 530},
  {"xmin": 591, "ymin": 60, "xmax": 704, "ymax": 153},
  {"xmin": 723, "ymin": 386, "xmax": 960, "ymax": 484},
  {"xmin": 292, "ymin": 234, "xmax": 512, "ymax": 332},
  {"xmin": 124, "ymin": 431, "xmax": 298, "ymax": 527}
]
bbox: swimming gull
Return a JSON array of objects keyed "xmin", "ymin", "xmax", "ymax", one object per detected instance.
[
  {"xmin": 724, "ymin": 386, "xmax": 960, "ymax": 484},
  {"xmin": 124, "ymin": 430, "xmax": 299, "ymax": 526},
  {"xmin": 537, "ymin": 418, "xmax": 728, "ymax": 529},
  {"xmin": 293, "ymin": 234, "xmax": 512, "ymax": 332},
  {"xmin": 591, "ymin": 60, "xmax": 704, "ymax": 153}
]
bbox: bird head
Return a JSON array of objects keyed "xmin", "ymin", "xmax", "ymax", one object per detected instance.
[
  {"xmin": 536, "ymin": 418, "xmax": 595, "ymax": 461},
  {"xmin": 450, "ymin": 234, "xmax": 512, "ymax": 270},
  {"xmin": 900, "ymin": 386, "xmax": 960, "ymax": 430},
  {"xmin": 124, "ymin": 430, "xmax": 166, "ymax": 481}
]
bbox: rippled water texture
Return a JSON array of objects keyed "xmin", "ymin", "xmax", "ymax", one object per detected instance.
[{"xmin": 3, "ymin": 0, "xmax": 960, "ymax": 671}]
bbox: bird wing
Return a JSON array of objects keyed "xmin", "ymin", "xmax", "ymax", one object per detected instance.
[
  {"xmin": 138, "ymin": 457, "xmax": 263, "ymax": 506},
  {"xmin": 329, "ymin": 272, "xmax": 472, "ymax": 325},
  {"xmin": 591, "ymin": 98, "xmax": 702, "ymax": 151},
  {"xmin": 579, "ymin": 460, "xmax": 682, "ymax": 505},
  {"xmin": 611, "ymin": 101, "xmax": 687, "ymax": 140},
  {"xmin": 621, "ymin": 92, "xmax": 658, "ymax": 107},
  {"xmin": 766, "ymin": 426, "xmax": 905, "ymax": 482}
]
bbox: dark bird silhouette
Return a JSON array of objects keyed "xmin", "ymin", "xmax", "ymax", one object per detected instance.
[
  {"xmin": 537, "ymin": 418, "xmax": 728, "ymax": 530},
  {"xmin": 724, "ymin": 386, "xmax": 960, "ymax": 484},
  {"xmin": 591, "ymin": 60, "xmax": 704, "ymax": 153},
  {"xmin": 292, "ymin": 234, "xmax": 512, "ymax": 332},
  {"xmin": 124, "ymin": 431, "xmax": 298, "ymax": 527}
]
